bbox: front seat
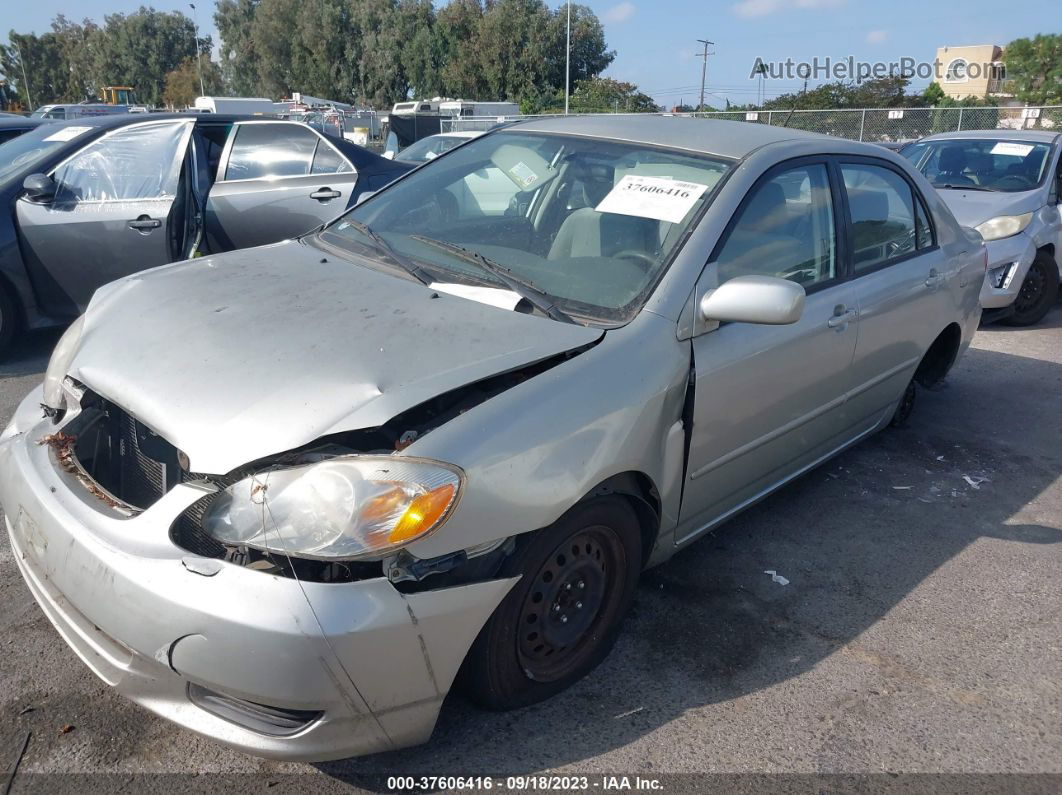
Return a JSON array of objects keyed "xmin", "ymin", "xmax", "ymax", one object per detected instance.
[
  {"xmin": 937, "ymin": 146, "xmax": 975, "ymax": 186},
  {"xmin": 549, "ymin": 208, "xmax": 659, "ymax": 260}
]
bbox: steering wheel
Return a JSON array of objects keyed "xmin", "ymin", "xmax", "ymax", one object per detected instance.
[
  {"xmin": 613, "ymin": 249, "xmax": 656, "ymax": 272},
  {"xmin": 992, "ymin": 174, "xmax": 1034, "ymax": 191}
]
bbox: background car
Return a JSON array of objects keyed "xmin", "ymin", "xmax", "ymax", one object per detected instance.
[
  {"xmin": 0, "ymin": 116, "xmax": 45, "ymax": 146},
  {"xmin": 0, "ymin": 114, "xmax": 411, "ymax": 352},
  {"xmin": 901, "ymin": 130, "xmax": 1062, "ymax": 325}
]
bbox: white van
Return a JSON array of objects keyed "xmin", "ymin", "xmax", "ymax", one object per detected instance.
[{"xmin": 31, "ymin": 104, "xmax": 130, "ymax": 121}]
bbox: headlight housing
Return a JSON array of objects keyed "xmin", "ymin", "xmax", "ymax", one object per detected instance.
[
  {"xmin": 974, "ymin": 212, "xmax": 1033, "ymax": 242},
  {"xmin": 42, "ymin": 315, "xmax": 85, "ymax": 412},
  {"xmin": 201, "ymin": 456, "xmax": 462, "ymax": 560}
]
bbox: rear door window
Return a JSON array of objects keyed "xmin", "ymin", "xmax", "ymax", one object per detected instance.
[
  {"xmin": 310, "ymin": 140, "xmax": 353, "ymax": 174},
  {"xmin": 224, "ymin": 123, "xmax": 318, "ymax": 181}
]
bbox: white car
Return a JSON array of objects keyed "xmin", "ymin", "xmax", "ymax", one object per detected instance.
[{"xmin": 902, "ymin": 130, "xmax": 1062, "ymax": 325}]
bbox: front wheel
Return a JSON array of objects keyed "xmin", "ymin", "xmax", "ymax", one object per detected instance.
[
  {"xmin": 460, "ymin": 496, "xmax": 642, "ymax": 710},
  {"xmin": 1004, "ymin": 252, "xmax": 1059, "ymax": 327}
]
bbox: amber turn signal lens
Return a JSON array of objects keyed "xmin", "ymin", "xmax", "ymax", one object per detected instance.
[{"xmin": 389, "ymin": 483, "xmax": 457, "ymax": 543}]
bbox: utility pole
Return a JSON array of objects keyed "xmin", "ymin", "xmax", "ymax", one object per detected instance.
[
  {"xmin": 697, "ymin": 39, "xmax": 714, "ymax": 112},
  {"xmin": 14, "ymin": 41, "xmax": 33, "ymax": 111},
  {"xmin": 564, "ymin": 1, "xmax": 571, "ymax": 114},
  {"xmin": 189, "ymin": 3, "xmax": 206, "ymax": 98}
]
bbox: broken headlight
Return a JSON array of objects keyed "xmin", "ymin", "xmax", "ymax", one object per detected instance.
[
  {"xmin": 42, "ymin": 315, "xmax": 86, "ymax": 413},
  {"xmin": 200, "ymin": 456, "xmax": 462, "ymax": 560}
]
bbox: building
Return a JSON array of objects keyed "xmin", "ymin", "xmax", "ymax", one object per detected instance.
[{"xmin": 934, "ymin": 45, "xmax": 1013, "ymax": 102}]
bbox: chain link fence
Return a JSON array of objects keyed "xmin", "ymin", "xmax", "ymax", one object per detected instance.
[{"xmin": 440, "ymin": 105, "xmax": 1061, "ymax": 142}]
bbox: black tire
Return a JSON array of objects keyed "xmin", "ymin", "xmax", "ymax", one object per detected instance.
[
  {"xmin": 890, "ymin": 379, "xmax": 916, "ymax": 427},
  {"xmin": 0, "ymin": 284, "xmax": 17, "ymax": 358},
  {"xmin": 460, "ymin": 496, "xmax": 642, "ymax": 710},
  {"xmin": 1004, "ymin": 252, "xmax": 1059, "ymax": 327}
]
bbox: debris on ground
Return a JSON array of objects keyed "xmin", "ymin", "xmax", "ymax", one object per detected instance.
[
  {"xmin": 58, "ymin": 725, "xmax": 74, "ymax": 735},
  {"xmin": 893, "ymin": 485, "xmax": 912, "ymax": 490},
  {"xmin": 613, "ymin": 707, "xmax": 645, "ymax": 719},
  {"xmin": 963, "ymin": 475, "xmax": 989, "ymax": 489},
  {"xmin": 764, "ymin": 570, "xmax": 790, "ymax": 586}
]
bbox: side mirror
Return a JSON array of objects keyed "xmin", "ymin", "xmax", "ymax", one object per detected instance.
[
  {"xmin": 700, "ymin": 275, "xmax": 805, "ymax": 325},
  {"xmin": 23, "ymin": 173, "xmax": 57, "ymax": 203}
]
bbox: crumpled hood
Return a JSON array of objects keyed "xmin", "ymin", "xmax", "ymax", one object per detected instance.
[
  {"xmin": 936, "ymin": 188, "xmax": 1042, "ymax": 229},
  {"xmin": 71, "ymin": 240, "xmax": 602, "ymax": 474}
]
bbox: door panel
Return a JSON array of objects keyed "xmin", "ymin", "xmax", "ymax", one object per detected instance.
[
  {"xmin": 15, "ymin": 120, "xmax": 192, "ymax": 315},
  {"xmin": 205, "ymin": 122, "xmax": 359, "ymax": 251},
  {"xmin": 680, "ymin": 161, "xmax": 858, "ymax": 534},
  {"xmin": 682, "ymin": 283, "xmax": 860, "ymax": 532},
  {"xmin": 839, "ymin": 161, "xmax": 950, "ymax": 431}
]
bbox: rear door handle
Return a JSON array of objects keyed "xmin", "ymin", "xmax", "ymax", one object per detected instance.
[
  {"xmin": 827, "ymin": 307, "xmax": 858, "ymax": 329},
  {"xmin": 310, "ymin": 188, "xmax": 342, "ymax": 200},
  {"xmin": 925, "ymin": 268, "xmax": 945, "ymax": 287},
  {"xmin": 128, "ymin": 215, "xmax": 161, "ymax": 231}
]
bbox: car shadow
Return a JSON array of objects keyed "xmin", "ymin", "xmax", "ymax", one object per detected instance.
[{"xmin": 317, "ymin": 340, "xmax": 1061, "ymax": 784}]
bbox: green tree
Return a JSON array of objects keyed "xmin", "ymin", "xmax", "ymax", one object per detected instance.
[
  {"xmin": 162, "ymin": 54, "xmax": 224, "ymax": 108},
  {"xmin": 435, "ymin": 0, "xmax": 487, "ymax": 99},
  {"xmin": 215, "ymin": 0, "xmax": 262, "ymax": 96},
  {"xmin": 1002, "ymin": 34, "xmax": 1062, "ymax": 105},
  {"xmin": 566, "ymin": 77, "xmax": 658, "ymax": 113}
]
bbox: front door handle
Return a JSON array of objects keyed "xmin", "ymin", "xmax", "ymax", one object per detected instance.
[
  {"xmin": 827, "ymin": 306, "xmax": 858, "ymax": 329},
  {"xmin": 128, "ymin": 215, "xmax": 162, "ymax": 231},
  {"xmin": 925, "ymin": 268, "xmax": 945, "ymax": 288},
  {"xmin": 310, "ymin": 188, "xmax": 342, "ymax": 201}
]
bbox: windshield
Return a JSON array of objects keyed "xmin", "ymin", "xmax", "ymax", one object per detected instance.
[
  {"xmin": 0, "ymin": 123, "xmax": 89, "ymax": 184},
  {"xmin": 396, "ymin": 135, "xmax": 473, "ymax": 163},
  {"xmin": 321, "ymin": 131, "xmax": 732, "ymax": 323},
  {"xmin": 902, "ymin": 138, "xmax": 1053, "ymax": 193}
]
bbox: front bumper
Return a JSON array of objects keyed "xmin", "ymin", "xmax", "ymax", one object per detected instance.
[
  {"xmin": 978, "ymin": 232, "xmax": 1036, "ymax": 310},
  {"xmin": 0, "ymin": 387, "xmax": 515, "ymax": 761}
]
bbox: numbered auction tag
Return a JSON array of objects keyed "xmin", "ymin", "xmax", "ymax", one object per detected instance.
[
  {"xmin": 990, "ymin": 142, "xmax": 1034, "ymax": 157},
  {"xmin": 43, "ymin": 126, "xmax": 93, "ymax": 142},
  {"xmin": 596, "ymin": 175, "xmax": 709, "ymax": 224}
]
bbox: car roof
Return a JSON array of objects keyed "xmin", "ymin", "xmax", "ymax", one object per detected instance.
[
  {"xmin": 505, "ymin": 114, "xmax": 838, "ymax": 159},
  {"xmin": 919, "ymin": 129, "xmax": 1060, "ymax": 144},
  {"xmin": 0, "ymin": 117, "xmax": 44, "ymax": 130}
]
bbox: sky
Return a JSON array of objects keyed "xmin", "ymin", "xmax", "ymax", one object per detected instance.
[{"xmin": 7, "ymin": 0, "xmax": 1056, "ymax": 108}]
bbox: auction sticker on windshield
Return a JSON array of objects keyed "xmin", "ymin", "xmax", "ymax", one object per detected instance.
[
  {"xmin": 596, "ymin": 175, "xmax": 709, "ymax": 224},
  {"xmin": 43, "ymin": 126, "xmax": 94, "ymax": 142},
  {"xmin": 990, "ymin": 142, "xmax": 1034, "ymax": 157}
]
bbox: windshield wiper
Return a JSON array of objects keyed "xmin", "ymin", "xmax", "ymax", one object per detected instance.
[
  {"xmin": 343, "ymin": 218, "xmax": 433, "ymax": 285},
  {"xmin": 935, "ymin": 183, "xmax": 993, "ymax": 192},
  {"xmin": 410, "ymin": 235, "xmax": 576, "ymax": 324}
]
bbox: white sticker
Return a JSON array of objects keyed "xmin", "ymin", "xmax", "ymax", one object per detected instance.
[
  {"xmin": 990, "ymin": 142, "xmax": 1034, "ymax": 157},
  {"xmin": 429, "ymin": 282, "xmax": 522, "ymax": 310},
  {"xmin": 508, "ymin": 161, "xmax": 539, "ymax": 189},
  {"xmin": 887, "ymin": 109, "xmax": 905, "ymax": 120},
  {"xmin": 42, "ymin": 126, "xmax": 93, "ymax": 142},
  {"xmin": 595, "ymin": 175, "xmax": 709, "ymax": 224}
]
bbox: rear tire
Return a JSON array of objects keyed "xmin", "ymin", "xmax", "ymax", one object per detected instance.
[
  {"xmin": 460, "ymin": 496, "xmax": 641, "ymax": 710},
  {"xmin": 0, "ymin": 284, "xmax": 18, "ymax": 358},
  {"xmin": 890, "ymin": 379, "xmax": 916, "ymax": 427},
  {"xmin": 1004, "ymin": 252, "xmax": 1059, "ymax": 327}
]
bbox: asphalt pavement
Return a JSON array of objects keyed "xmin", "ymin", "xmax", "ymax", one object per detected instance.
[{"xmin": 0, "ymin": 302, "xmax": 1059, "ymax": 791}]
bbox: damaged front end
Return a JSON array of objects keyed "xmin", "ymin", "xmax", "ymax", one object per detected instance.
[{"xmin": 0, "ymin": 381, "xmax": 524, "ymax": 760}]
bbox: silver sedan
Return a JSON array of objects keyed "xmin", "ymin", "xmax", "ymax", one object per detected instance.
[{"xmin": 0, "ymin": 115, "xmax": 984, "ymax": 761}]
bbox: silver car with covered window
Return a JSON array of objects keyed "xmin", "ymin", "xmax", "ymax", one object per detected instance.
[{"xmin": 0, "ymin": 116, "xmax": 984, "ymax": 761}]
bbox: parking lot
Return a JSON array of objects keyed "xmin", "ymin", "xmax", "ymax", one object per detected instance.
[{"xmin": 1, "ymin": 301, "xmax": 1060, "ymax": 789}]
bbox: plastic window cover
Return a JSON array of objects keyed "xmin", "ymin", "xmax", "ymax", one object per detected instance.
[{"xmin": 53, "ymin": 121, "xmax": 192, "ymax": 204}]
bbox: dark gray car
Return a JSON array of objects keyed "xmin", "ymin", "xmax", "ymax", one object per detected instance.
[{"xmin": 0, "ymin": 114, "xmax": 410, "ymax": 352}]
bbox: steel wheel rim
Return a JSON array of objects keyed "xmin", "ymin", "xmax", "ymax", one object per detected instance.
[
  {"xmin": 516, "ymin": 525, "xmax": 625, "ymax": 683},
  {"xmin": 1014, "ymin": 263, "xmax": 1046, "ymax": 314}
]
